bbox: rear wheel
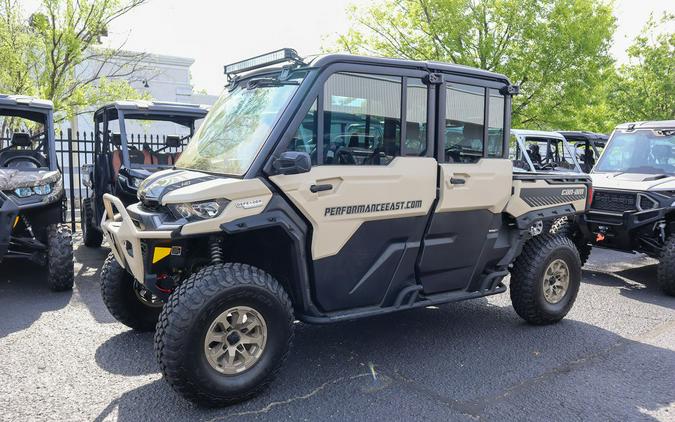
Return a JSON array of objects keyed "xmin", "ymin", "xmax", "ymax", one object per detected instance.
[
  {"xmin": 46, "ymin": 224, "xmax": 74, "ymax": 291},
  {"xmin": 657, "ymin": 238, "xmax": 675, "ymax": 296},
  {"xmin": 154, "ymin": 263, "xmax": 294, "ymax": 407},
  {"xmin": 510, "ymin": 234, "xmax": 581, "ymax": 325},
  {"xmin": 81, "ymin": 198, "xmax": 103, "ymax": 248},
  {"xmin": 100, "ymin": 253, "xmax": 162, "ymax": 331}
]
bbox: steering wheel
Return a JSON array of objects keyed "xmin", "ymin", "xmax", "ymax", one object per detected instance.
[
  {"xmin": 540, "ymin": 161, "xmax": 556, "ymax": 170},
  {"xmin": 4, "ymin": 156, "xmax": 42, "ymax": 169},
  {"xmin": 335, "ymin": 147, "xmax": 356, "ymax": 165}
]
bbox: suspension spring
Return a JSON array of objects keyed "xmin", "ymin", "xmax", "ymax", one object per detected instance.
[{"xmin": 209, "ymin": 237, "xmax": 223, "ymax": 264}]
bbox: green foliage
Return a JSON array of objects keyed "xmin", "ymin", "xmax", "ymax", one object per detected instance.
[
  {"xmin": 330, "ymin": 0, "xmax": 617, "ymax": 130},
  {"xmin": 609, "ymin": 13, "xmax": 674, "ymax": 122},
  {"xmin": 0, "ymin": 0, "xmax": 148, "ymax": 121}
]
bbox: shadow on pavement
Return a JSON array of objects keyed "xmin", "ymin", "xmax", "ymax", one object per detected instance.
[
  {"xmin": 73, "ymin": 243, "xmax": 116, "ymax": 324},
  {"xmin": 0, "ymin": 261, "xmax": 72, "ymax": 338},
  {"xmin": 583, "ymin": 265, "xmax": 675, "ymax": 310},
  {"xmin": 93, "ymin": 300, "xmax": 675, "ymax": 422},
  {"xmin": 95, "ymin": 330, "xmax": 157, "ymax": 376}
]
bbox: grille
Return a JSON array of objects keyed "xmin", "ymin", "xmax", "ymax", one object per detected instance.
[{"xmin": 591, "ymin": 190, "xmax": 637, "ymax": 212}]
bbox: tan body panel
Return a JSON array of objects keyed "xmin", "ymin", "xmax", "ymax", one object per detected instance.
[
  {"xmin": 437, "ymin": 159, "xmax": 512, "ymax": 213},
  {"xmin": 506, "ymin": 178, "xmax": 587, "ymax": 217},
  {"xmin": 270, "ymin": 157, "xmax": 437, "ymax": 260},
  {"xmin": 171, "ymin": 178, "xmax": 273, "ymax": 236}
]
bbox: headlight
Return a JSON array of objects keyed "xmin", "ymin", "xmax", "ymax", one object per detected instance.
[
  {"xmin": 118, "ymin": 175, "xmax": 142, "ymax": 190},
  {"xmin": 14, "ymin": 183, "xmax": 55, "ymax": 198},
  {"xmin": 33, "ymin": 184, "xmax": 52, "ymax": 195},
  {"xmin": 14, "ymin": 187, "xmax": 33, "ymax": 198},
  {"xmin": 129, "ymin": 177, "xmax": 142, "ymax": 189},
  {"xmin": 168, "ymin": 200, "xmax": 229, "ymax": 221}
]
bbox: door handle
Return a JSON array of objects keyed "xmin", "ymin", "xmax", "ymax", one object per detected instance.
[
  {"xmin": 449, "ymin": 177, "xmax": 466, "ymax": 185},
  {"xmin": 310, "ymin": 183, "xmax": 333, "ymax": 193}
]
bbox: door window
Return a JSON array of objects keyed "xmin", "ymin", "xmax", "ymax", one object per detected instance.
[
  {"xmin": 323, "ymin": 72, "xmax": 402, "ymax": 165},
  {"xmin": 487, "ymin": 89, "xmax": 505, "ymax": 158},
  {"xmin": 405, "ymin": 78, "xmax": 428, "ymax": 156},
  {"xmin": 287, "ymin": 99, "xmax": 318, "ymax": 164},
  {"xmin": 445, "ymin": 83, "xmax": 485, "ymax": 163}
]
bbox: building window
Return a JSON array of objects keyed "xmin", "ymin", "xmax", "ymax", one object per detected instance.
[
  {"xmin": 323, "ymin": 72, "xmax": 402, "ymax": 165},
  {"xmin": 445, "ymin": 83, "xmax": 485, "ymax": 163}
]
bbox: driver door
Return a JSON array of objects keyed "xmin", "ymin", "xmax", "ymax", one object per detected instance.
[{"xmin": 270, "ymin": 69, "xmax": 437, "ymax": 312}]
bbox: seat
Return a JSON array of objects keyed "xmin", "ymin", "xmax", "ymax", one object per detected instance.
[
  {"xmin": 110, "ymin": 134, "xmax": 157, "ymax": 178},
  {"xmin": 0, "ymin": 133, "xmax": 48, "ymax": 168}
]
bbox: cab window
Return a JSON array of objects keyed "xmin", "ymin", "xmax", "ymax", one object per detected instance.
[
  {"xmin": 323, "ymin": 72, "xmax": 402, "ymax": 165},
  {"xmin": 405, "ymin": 78, "xmax": 428, "ymax": 156},
  {"xmin": 487, "ymin": 89, "xmax": 505, "ymax": 158},
  {"xmin": 287, "ymin": 99, "xmax": 318, "ymax": 164},
  {"xmin": 445, "ymin": 83, "xmax": 485, "ymax": 163}
]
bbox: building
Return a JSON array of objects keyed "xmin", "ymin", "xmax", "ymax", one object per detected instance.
[{"xmin": 71, "ymin": 51, "xmax": 218, "ymax": 134}]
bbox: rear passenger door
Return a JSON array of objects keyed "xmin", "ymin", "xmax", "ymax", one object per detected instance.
[
  {"xmin": 270, "ymin": 67, "xmax": 437, "ymax": 312},
  {"xmin": 418, "ymin": 80, "xmax": 512, "ymax": 294}
]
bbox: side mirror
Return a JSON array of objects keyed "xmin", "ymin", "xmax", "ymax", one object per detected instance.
[
  {"xmin": 81, "ymin": 163, "xmax": 94, "ymax": 188},
  {"xmin": 165, "ymin": 135, "xmax": 181, "ymax": 148},
  {"xmin": 273, "ymin": 151, "xmax": 311, "ymax": 175}
]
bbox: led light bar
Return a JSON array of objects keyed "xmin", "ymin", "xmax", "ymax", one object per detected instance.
[{"xmin": 224, "ymin": 48, "xmax": 302, "ymax": 76}]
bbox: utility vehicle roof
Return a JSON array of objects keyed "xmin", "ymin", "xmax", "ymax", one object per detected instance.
[
  {"xmin": 307, "ymin": 54, "xmax": 511, "ymax": 84},
  {"xmin": 558, "ymin": 131, "xmax": 609, "ymax": 142},
  {"xmin": 95, "ymin": 100, "xmax": 209, "ymax": 117},
  {"xmin": 512, "ymin": 129, "xmax": 566, "ymax": 140},
  {"xmin": 614, "ymin": 120, "xmax": 675, "ymax": 130},
  {"xmin": 236, "ymin": 52, "xmax": 512, "ymax": 85},
  {"xmin": 0, "ymin": 94, "xmax": 53, "ymax": 111}
]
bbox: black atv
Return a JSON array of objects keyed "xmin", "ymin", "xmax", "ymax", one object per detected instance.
[
  {"xmin": 79, "ymin": 100, "xmax": 208, "ymax": 248},
  {"xmin": 0, "ymin": 94, "xmax": 73, "ymax": 291}
]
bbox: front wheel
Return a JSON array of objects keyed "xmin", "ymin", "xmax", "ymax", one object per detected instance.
[
  {"xmin": 154, "ymin": 263, "xmax": 294, "ymax": 407},
  {"xmin": 81, "ymin": 198, "xmax": 103, "ymax": 248},
  {"xmin": 657, "ymin": 237, "xmax": 675, "ymax": 296},
  {"xmin": 46, "ymin": 224, "xmax": 74, "ymax": 291},
  {"xmin": 510, "ymin": 234, "xmax": 581, "ymax": 325},
  {"xmin": 100, "ymin": 253, "xmax": 162, "ymax": 331}
]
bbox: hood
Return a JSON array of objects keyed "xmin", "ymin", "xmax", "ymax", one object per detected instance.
[
  {"xmin": 0, "ymin": 169, "xmax": 60, "ymax": 190},
  {"xmin": 137, "ymin": 169, "xmax": 270, "ymax": 205},
  {"xmin": 591, "ymin": 172, "xmax": 675, "ymax": 192}
]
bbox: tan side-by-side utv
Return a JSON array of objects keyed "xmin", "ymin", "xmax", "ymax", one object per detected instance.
[{"xmin": 99, "ymin": 49, "xmax": 591, "ymax": 406}]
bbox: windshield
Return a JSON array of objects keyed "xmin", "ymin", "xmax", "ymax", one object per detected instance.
[
  {"xmin": 175, "ymin": 72, "xmax": 305, "ymax": 175},
  {"xmin": 595, "ymin": 129, "xmax": 675, "ymax": 175},
  {"xmin": 0, "ymin": 111, "xmax": 50, "ymax": 169}
]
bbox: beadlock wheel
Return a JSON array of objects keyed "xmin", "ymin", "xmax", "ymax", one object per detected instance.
[
  {"xmin": 542, "ymin": 259, "xmax": 570, "ymax": 304},
  {"xmin": 204, "ymin": 306, "xmax": 268, "ymax": 375}
]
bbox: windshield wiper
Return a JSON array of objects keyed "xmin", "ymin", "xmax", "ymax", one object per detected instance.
[{"xmin": 246, "ymin": 78, "xmax": 299, "ymax": 90}]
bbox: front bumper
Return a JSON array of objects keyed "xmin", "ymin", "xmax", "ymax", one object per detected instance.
[
  {"xmin": 580, "ymin": 207, "xmax": 668, "ymax": 252},
  {"xmin": 100, "ymin": 194, "xmax": 172, "ymax": 291}
]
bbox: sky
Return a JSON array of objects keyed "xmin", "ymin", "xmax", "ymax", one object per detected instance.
[{"xmin": 20, "ymin": 0, "xmax": 675, "ymax": 95}]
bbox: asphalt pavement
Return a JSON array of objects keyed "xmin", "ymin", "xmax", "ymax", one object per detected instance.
[{"xmin": 0, "ymin": 239, "xmax": 673, "ymax": 421}]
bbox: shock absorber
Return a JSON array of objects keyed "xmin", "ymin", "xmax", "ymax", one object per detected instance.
[{"xmin": 209, "ymin": 236, "xmax": 223, "ymax": 264}]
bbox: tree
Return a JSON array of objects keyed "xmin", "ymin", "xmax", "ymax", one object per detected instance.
[
  {"xmin": 330, "ymin": 0, "xmax": 616, "ymax": 130},
  {"xmin": 0, "ymin": 0, "xmax": 150, "ymax": 122},
  {"xmin": 609, "ymin": 13, "xmax": 674, "ymax": 122}
]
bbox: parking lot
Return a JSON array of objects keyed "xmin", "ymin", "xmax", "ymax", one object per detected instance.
[{"xmin": 0, "ymin": 238, "xmax": 673, "ymax": 422}]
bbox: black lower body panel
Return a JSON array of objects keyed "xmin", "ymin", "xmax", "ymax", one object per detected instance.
[
  {"xmin": 417, "ymin": 210, "xmax": 509, "ymax": 294},
  {"xmin": 311, "ymin": 216, "xmax": 428, "ymax": 312}
]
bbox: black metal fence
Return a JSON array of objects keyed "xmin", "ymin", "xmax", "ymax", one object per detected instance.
[{"xmin": 2, "ymin": 129, "xmax": 182, "ymax": 232}]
